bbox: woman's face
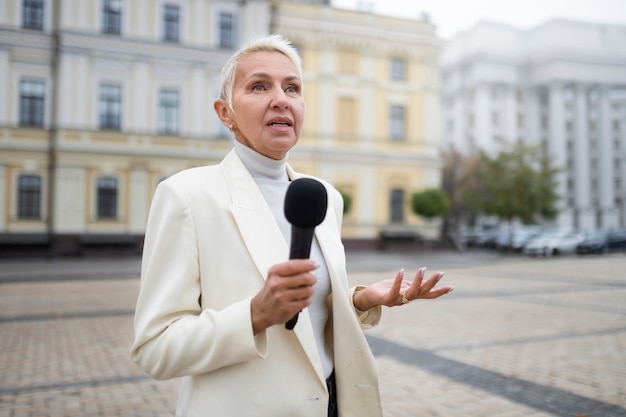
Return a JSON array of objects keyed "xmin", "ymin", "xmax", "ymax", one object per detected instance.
[{"xmin": 217, "ymin": 51, "xmax": 305, "ymax": 160}]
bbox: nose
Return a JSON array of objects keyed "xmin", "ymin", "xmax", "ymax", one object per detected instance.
[{"xmin": 271, "ymin": 87, "xmax": 290, "ymax": 109}]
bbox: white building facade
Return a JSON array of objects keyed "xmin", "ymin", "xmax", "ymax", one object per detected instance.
[
  {"xmin": 441, "ymin": 20, "xmax": 626, "ymax": 231},
  {"xmin": 0, "ymin": 0, "xmax": 270, "ymax": 255}
]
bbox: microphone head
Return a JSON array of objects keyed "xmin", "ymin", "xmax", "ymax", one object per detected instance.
[{"xmin": 284, "ymin": 178, "xmax": 328, "ymax": 229}]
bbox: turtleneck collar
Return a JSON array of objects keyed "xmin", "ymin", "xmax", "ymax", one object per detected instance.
[{"xmin": 234, "ymin": 140, "xmax": 289, "ymax": 182}]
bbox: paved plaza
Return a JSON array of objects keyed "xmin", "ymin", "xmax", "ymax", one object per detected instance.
[{"xmin": 0, "ymin": 250, "xmax": 625, "ymax": 417}]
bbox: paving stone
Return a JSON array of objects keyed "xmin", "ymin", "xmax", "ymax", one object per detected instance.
[{"xmin": 0, "ymin": 252, "xmax": 624, "ymax": 416}]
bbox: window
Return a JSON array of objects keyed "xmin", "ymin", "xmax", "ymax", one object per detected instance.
[
  {"xmin": 218, "ymin": 12, "xmax": 235, "ymax": 48},
  {"xmin": 390, "ymin": 188, "xmax": 405, "ymax": 223},
  {"xmin": 20, "ymin": 80, "xmax": 45, "ymax": 127},
  {"xmin": 97, "ymin": 177, "xmax": 118, "ymax": 219},
  {"xmin": 163, "ymin": 4, "xmax": 180, "ymax": 42},
  {"xmin": 159, "ymin": 89, "xmax": 180, "ymax": 134},
  {"xmin": 18, "ymin": 175, "xmax": 41, "ymax": 219},
  {"xmin": 99, "ymin": 83, "xmax": 122, "ymax": 130},
  {"xmin": 23, "ymin": 0, "xmax": 44, "ymax": 30},
  {"xmin": 103, "ymin": 0, "xmax": 122, "ymax": 34},
  {"xmin": 390, "ymin": 57, "xmax": 406, "ymax": 81},
  {"xmin": 390, "ymin": 105, "xmax": 406, "ymax": 141}
]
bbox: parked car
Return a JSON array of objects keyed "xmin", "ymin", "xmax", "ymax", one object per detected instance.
[
  {"xmin": 577, "ymin": 229, "xmax": 626, "ymax": 254},
  {"xmin": 476, "ymin": 228, "xmax": 502, "ymax": 249},
  {"xmin": 607, "ymin": 230, "xmax": 626, "ymax": 252},
  {"xmin": 523, "ymin": 231, "xmax": 585, "ymax": 257},
  {"xmin": 495, "ymin": 229, "xmax": 541, "ymax": 252},
  {"xmin": 462, "ymin": 228, "xmax": 500, "ymax": 248}
]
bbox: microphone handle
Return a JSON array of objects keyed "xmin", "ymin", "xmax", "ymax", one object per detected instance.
[{"xmin": 285, "ymin": 227, "xmax": 315, "ymax": 330}]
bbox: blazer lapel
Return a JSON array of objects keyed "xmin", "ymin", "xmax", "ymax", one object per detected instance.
[
  {"xmin": 221, "ymin": 151, "xmax": 326, "ymax": 387},
  {"xmin": 221, "ymin": 150, "xmax": 287, "ymax": 279}
]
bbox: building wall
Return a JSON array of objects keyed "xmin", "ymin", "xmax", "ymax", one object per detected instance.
[
  {"xmin": 271, "ymin": 2, "xmax": 442, "ymax": 239},
  {"xmin": 0, "ymin": 0, "xmax": 441, "ymax": 256},
  {"xmin": 0, "ymin": 0, "xmax": 257, "ymax": 256},
  {"xmin": 441, "ymin": 19, "xmax": 626, "ymax": 230}
]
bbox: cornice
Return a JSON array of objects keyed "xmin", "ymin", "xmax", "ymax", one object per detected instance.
[
  {"xmin": 59, "ymin": 31, "xmax": 231, "ymax": 66},
  {"xmin": 272, "ymin": 6, "xmax": 441, "ymax": 54},
  {"xmin": 0, "ymin": 27, "xmax": 232, "ymax": 67},
  {"xmin": 280, "ymin": 23, "xmax": 440, "ymax": 52},
  {"xmin": 0, "ymin": 27, "xmax": 53, "ymax": 51}
]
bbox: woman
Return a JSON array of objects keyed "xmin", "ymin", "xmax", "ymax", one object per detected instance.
[{"xmin": 131, "ymin": 34, "xmax": 453, "ymax": 417}]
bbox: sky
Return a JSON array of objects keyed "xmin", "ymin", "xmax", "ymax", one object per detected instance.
[{"xmin": 331, "ymin": 0, "xmax": 626, "ymax": 39}]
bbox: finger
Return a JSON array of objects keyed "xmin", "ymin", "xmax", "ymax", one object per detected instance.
[
  {"xmin": 421, "ymin": 285, "xmax": 455, "ymax": 299},
  {"xmin": 270, "ymin": 259, "xmax": 319, "ymax": 277},
  {"xmin": 419, "ymin": 271, "xmax": 445, "ymax": 295},
  {"xmin": 388, "ymin": 269, "xmax": 405, "ymax": 303},
  {"xmin": 404, "ymin": 267, "xmax": 426, "ymax": 299}
]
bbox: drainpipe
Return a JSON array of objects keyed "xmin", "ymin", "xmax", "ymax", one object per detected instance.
[{"xmin": 47, "ymin": 0, "xmax": 61, "ymax": 256}]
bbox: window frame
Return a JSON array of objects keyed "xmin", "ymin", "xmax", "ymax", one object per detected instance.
[
  {"xmin": 158, "ymin": 88, "xmax": 180, "ymax": 135},
  {"xmin": 218, "ymin": 11, "xmax": 236, "ymax": 49},
  {"xmin": 390, "ymin": 188, "xmax": 405, "ymax": 223},
  {"xmin": 96, "ymin": 176, "xmax": 118, "ymax": 219},
  {"xmin": 162, "ymin": 4, "xmax": 180, "ymax": 42},
  {"xmin": 389, "ymin": 105, "xmax": 406, "ymax": 141},
  {"xmin": 17, "ymin": 174, "xmax": 42, "ymax": 219},
  {"xmin": 19, "ymin": 79, "xmax": 45, "ymax": 127},
  {"xmin": 102, "ymin": 0, "xmax": 122, "ymax": 35},
  {"xmin": 22, "ymin": 0, "xmax": 44, "ymax": 30},
  {"xmin": 99, "ymin": 83, "xmax": 122, "ymax": 130},
  {"xmin": 390, "ymin": 57, "xmax": 406, "ymax": 81}
]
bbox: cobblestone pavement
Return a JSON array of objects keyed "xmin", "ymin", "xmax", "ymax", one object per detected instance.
[{"xmin": 0, "ymin": 251, "xmax": 625, "ymax": 416}]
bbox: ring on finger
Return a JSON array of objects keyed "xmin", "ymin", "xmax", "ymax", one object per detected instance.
[{"xmin": 401, "ymin": 293, "xmax": 411, "ymax": 304}]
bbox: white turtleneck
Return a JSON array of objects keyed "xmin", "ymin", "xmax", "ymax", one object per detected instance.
[{"xmin": 233, "ymin": 141, "xmax": 334, "ymax": 379}]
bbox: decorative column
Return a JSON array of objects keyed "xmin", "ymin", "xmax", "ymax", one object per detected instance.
[
  {"xmin": 574, "ymin": 83, "xmax": 593, "ymax": 230},
  {"xmin": 598, "ymin": 85, "xmax": 618, "ymax": 228},
  {"xmin": 128, "ymin": 162, "xmax": 149, "ymax": 234},
  {"xmin": 548, "ymin": 82, "xmax": 571, "ymax": 229}
]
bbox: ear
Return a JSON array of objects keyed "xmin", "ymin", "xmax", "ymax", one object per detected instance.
[{"xmin": 214, "ymin": 99, "xmax": 233, "ymax": 128}]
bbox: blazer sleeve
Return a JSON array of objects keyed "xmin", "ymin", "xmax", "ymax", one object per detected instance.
[{"xmin": 130, "ymin": 179, "xmax": 267, "ymax": 381}]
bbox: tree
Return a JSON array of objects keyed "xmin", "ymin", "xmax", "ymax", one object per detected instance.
[
  {"xmin": 338, "ymin": 189, "xmax": 353, "ymax": 215},
  {"xmin": 411, "ymin": 188, "xmax": 450, "ymax": 219},
  {"xmin": 440, "ymin": 148, "xmax": 482, "ymax": 235},
  {"xmin": 467, "ymin": 140, "xmax": 560, "ymax": 228}
]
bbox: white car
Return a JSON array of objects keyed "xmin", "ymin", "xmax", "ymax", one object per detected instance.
[{"xmin": 523, "ymin": 231, "xmax": 585, "ymax": 257}]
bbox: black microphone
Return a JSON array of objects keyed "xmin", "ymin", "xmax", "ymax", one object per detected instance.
[{"xmin": 283, "ymin": 178, "xmax": 328, "ymax": 330}]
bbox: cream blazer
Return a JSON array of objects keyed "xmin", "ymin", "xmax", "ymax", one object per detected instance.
[{"xmin": 131, "ymin": 149, "xmax": 383, "ymax": 417}]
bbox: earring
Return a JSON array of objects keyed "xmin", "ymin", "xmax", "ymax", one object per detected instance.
[{"xmin": 228, "ymin": 124, "xmax": 235, "ymax": 133}]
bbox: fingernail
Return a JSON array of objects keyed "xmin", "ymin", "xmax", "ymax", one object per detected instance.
[
  {"xmin": 399, "ymin": 268, "xmax": 405, "ymax": 277},
  {"xmin": 438, "ymin": 272, "xmax": 445, "ymax": 279},
  {"xmin": 313, "ymin": 261, "xmax": 321, "ymax": 268},
  {"xmin": 448, "ymin": 286, "xmax": 455, "ymax": 292}
]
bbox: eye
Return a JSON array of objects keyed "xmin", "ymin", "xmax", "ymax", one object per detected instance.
[
  {"xmin": 285, "ymin": 84, "xmax": 300, "ymax": 94},
  {"xmin": 251, "ymin": 83, "xmax": 266, "ymax": 92}
]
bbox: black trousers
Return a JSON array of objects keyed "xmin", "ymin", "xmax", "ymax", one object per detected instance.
[{"xmin": 326, "ymin": 370, "xmax": 338, "ymax": 417}]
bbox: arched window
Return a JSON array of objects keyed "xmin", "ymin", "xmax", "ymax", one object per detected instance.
[{"xmin": 18, "ymin": 175, "xmax": 41, "ymax": 219}]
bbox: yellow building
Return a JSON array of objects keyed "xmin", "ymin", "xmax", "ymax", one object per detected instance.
[
  {"xmin": 0, "ymin": 0, "xmax": 441, "ymax": 256},
  {"xmin": 271, "ymin": 2, "xmax": 442, "ymax": 244}
]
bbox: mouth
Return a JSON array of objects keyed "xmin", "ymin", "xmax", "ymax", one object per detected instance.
[{"xmin": 267, "ymin": 117, "xmax": 293, "ymax": 127}]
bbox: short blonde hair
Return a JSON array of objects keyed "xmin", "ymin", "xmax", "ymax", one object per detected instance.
[{"xmin": 217, "ymin": 34, "xmax": 303, "ymax": 110}]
